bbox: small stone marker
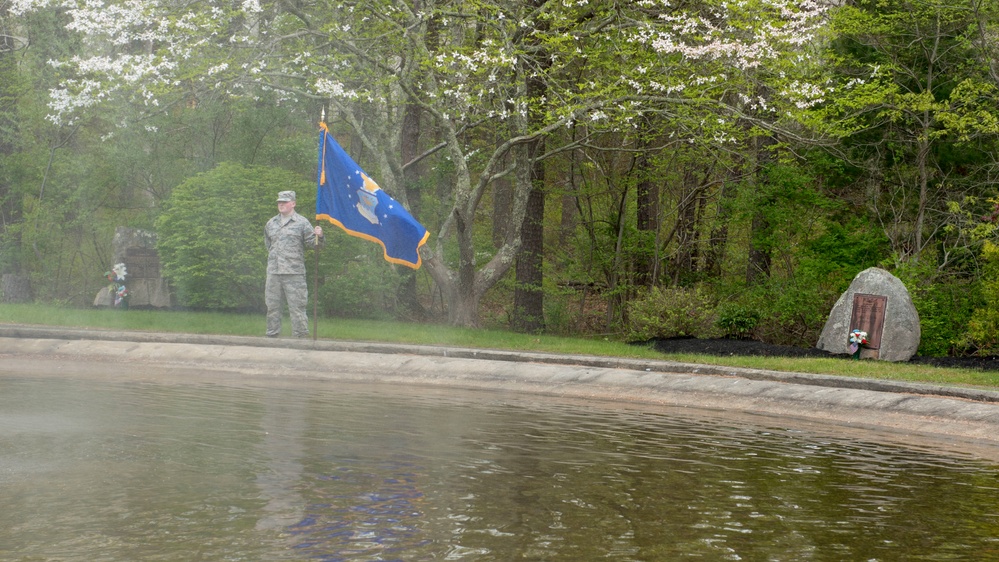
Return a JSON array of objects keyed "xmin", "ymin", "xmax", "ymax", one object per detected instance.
[
  {"xmin": 1, "ymin": 273, "xmax": 31, "ymax": 303},
  {"xmin": 93, "ymin": 227, "xmax": 173, "ymax": 308},
  {"xmin": 816, "ymin": 267, "xmax": 920, "ymax": 362}
]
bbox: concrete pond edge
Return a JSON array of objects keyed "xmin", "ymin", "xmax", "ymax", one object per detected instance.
[{"xmin": 3, "ymin": 324, "xmax": 999, "ymax": 450}]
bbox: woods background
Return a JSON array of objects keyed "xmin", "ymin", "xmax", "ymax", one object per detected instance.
[{"xmin": 1, "ymin": 0, "xmax": 998, "ymax": 356}]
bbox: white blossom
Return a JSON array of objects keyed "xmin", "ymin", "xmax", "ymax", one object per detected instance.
[{"xmin": 314, "ymin": 78, "xmax": 360, "ymax": 100}]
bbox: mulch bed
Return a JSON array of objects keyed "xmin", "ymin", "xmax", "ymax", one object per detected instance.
[{"xmin": 645, "ymin": 337, "xmax": 999, "ymax": 372}]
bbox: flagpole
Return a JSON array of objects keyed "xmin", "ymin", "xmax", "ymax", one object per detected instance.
[
  {"xmin": 313, "ymin": 231, "xmax": 318, "ymax": 343},
  {"xmin": 313, "ymin": 107, "xmax": 325, "ymax": 343}
]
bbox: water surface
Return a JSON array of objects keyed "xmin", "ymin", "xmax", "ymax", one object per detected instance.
[{"xmin": 3, "ymin": 374, "xmax": 999, "ymax": 560}]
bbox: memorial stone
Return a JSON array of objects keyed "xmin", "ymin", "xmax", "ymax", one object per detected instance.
[
  {"xmin": 94, "ymin": 227, "xmax": 173, "ymax": 308},
  {"xmin": 816, "ymin": 267, "xmax": 920, "ymax": 362}
]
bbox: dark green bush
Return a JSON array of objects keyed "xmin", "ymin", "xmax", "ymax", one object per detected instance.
[
  {"xmin": 957, "ymin": 242, "xmax": 997, "ymax": 355},
  {"xmin": 894, "ymin": 258, "xmax": 979, "ymax": 357},
  {"xmin": 716, "ymin": 303, "xmax": 760, "ymax": 339},
  {"xmin": 156, "ymin": 162, "xmax": 310, "ymax": 310},
  {"xmin": 739, "ymin": 270, "xmax": 851, "ymax": 348}
]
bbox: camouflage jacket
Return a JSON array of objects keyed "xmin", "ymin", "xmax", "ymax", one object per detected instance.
[{"xmin": 264, "ymin": 212, "xmax": 321, "ymax": 274}]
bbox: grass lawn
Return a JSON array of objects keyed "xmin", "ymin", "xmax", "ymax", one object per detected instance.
[{"xmin": 2, "ymin": 303, "xmax": 997, "ymax": 390}]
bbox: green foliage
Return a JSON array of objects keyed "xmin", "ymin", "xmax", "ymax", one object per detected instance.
[
  {"xmin": 6, "ymin": 0, "xmax": 997, "ymax": 341},
  {"xmin": 314, "ymin": 231, "xmax": 402, "ymax": 321},
  {"xmin": 822, "ymin": 0, "xmax": 999, "ymax": 265},
  {"xmin": 753, "ymin": 151, "xmax": 901, "ymax": 344},
  {"xmin": 961, "ymin": 242, "xmax": 999, "ymax": 355},
  {"xmin": 223, "ymin": 100, "xmax": 317, "ymax": 170},
  {"xmin": 156, "ymin": 162, "xmax": 310, "ymax": 311},
  {"xmin": 766, "ymin": 217, "xmax": 888, "ymax": 345},
  {"xmin": 800, "ymin": 217, "xmax": 888, "ymax": 278},
  {"xmin": 625, "ymin": 285, "xmax": 721, "ymax": 342},
  {"xmin": 744, "ymin": 275, "xmax": 838, "ymax": 347},
  {"xmin": 734, "ymin": 162, "xmax": 845, "ymax": 273},
  {"xmin": 717, "ymin": 162, "xmax": 886, "ymax": 347},
  {"xmin": 725, "ymin": 215, "xmax": 883, "ymax": 348},
  {"xmin": 893, "ymin": 259, "xmax": 979, "ymax": 357},
  {"xmin": 0, "ymin": 53, "xmax": 24, "ymax": 151},
  {"xmin": 535, "ymin": 280, "xmax": 606, "ymax": 337},
  {"xmin": 542, "ymin": 298, "xmax": 574, "ymax": 336},
  {"xmin": 716, "ymin": 303, "xmax": 760, "ymax": 339},
  {"xmin": 936, "ymin": 80, "xmax": 999, "ymax": 141}
]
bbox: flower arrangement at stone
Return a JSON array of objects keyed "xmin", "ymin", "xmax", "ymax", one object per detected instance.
[
  {"xmin": 848, "ymin": 329, "xmax": 869, "ymax": 359},
  {"xmin": 104, "ymin": 263, "xmax": 129, "ymax": 308}
]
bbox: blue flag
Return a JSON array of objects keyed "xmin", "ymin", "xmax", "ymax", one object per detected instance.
[{"xmin": 316, "ymin": 122, "xmax": 429, "ymax": 269}]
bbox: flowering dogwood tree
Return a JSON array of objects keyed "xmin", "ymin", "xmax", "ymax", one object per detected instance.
[{"xmin": 14, "ymin": 0, "xmax": 834, "ymax": 326}]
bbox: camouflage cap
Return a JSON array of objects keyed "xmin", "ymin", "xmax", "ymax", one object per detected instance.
[{"xmin": 276, "ymin": 190, "xmax": 296, "ymax": 202}]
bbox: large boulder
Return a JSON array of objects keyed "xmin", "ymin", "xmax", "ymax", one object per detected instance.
[
  {"xmin": 816, "ymin": 267, "xmax": 920, "ymax": 362},
  {"xmin": 1, "ymin": 273, "xmax": 31, "ymax": 303}
]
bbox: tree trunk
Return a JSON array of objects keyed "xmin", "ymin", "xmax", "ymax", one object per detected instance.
[
  {"xmin": 447, "ymin": 283, "xmax": 483, "ymax": 328},
  {"xmin": 397, "ymin": 103, "xmax": 427, "ymax": 320},
  {"xmin": 672, "ymin": 168, "xmax": 702, "ymax": 285},
  {"xmin": 605, "ymin": 186, "xmax": 629, "ymax": 329},
  {"xmin": 511, "ymin": 154, "xmax": 545, "ymax": 332},
  {"xmin": 746, "ymin": 128, "xmax": 776, "ymax": 286},
  {"xmin": 558, "ymin": 132, "xmax": 580, "ymax": 250},
  {"xmin": 493, "ymin": 174, "xmax": 512, "ymax": 248},
  {"xmin": 511, "ymin": 33, "xmax": 547, "ymax": 333},
  {"xmin": 913, "ymin": 134, "xmax": 930, "ymax": 262},
  {"xmin": 635, "ymin": 138, "xmax": 659, "ymax": 288},
  {"xmin": 408, "ymin": 0, "xmax": 559, "ymax": 329},
  {"xmin": 705, "ymin": 164, "xmax": 740, "ymax": 277}
]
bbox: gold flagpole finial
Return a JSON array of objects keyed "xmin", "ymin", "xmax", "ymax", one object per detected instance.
[{"xmin": 319, "ymin": 108, "xmax": 328, "ymax": 185}]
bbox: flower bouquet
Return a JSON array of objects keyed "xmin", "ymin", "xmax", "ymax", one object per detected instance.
[
  {"xmin": 104, "ymin": 263, "xmax": 129, "ymax": 308},
  {"xmin": 848, "ymin": 329, "xmax": 868, "ymax": 359}
]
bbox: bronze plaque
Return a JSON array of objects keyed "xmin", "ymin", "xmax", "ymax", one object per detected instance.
[
  {"xmin": 850, "ymin": 293, "xmax": 887, "ymax": 349},
  {"xmin": 125, "ymin": 247, "xmax": 161, "ymax": 279}
]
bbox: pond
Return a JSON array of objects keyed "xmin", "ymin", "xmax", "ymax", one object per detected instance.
[{"xmin": 3, "ymin": 373, "xmax": 999, "ymax": 561}]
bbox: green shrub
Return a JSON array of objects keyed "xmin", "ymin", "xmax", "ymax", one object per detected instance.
[
  {"xmin": 625, "ymin": 285, "xmax": 721, "ymax": 342},
  {"xmin": 156, "ymin": 162, "xmax": 310, "ymax": 311},
  {"xmin": 750, "ymin": 280, "xmax": 838, "ymax": 347},
  {"xmin": 894, "ymin": 258, "xmax": 979, "ymax": 356},
  {"xmin": 716, "ymin": 303, "xmax": 760, "ymax": 339},
  {"xmin": 961, "ymin": 241, "xmax": 999, "ymax": 355}
]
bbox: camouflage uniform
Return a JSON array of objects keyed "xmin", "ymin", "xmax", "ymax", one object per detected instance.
[{"xmin": 265, "ymin": 210, "xmax": 320, "ymax": 337}]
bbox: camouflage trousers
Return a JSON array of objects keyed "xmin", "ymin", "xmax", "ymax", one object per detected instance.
[{"xmin": 265, "ymin": 273, "xmax": 310, "ymax": 338}]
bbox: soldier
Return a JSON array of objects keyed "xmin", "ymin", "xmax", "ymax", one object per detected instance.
[{"xmin": 264, "ymin": 190, "xmax": 324, "ymax": 337}]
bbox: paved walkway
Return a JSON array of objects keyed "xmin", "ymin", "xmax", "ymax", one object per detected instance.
[{"xmin": 3, "ymin": 324, "xmax": 999, "ymax": 448}]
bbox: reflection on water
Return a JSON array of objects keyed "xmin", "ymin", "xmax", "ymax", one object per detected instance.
[{"xmin": 2, "ymin": 374, "xmax": 999, "ymax": 561}]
